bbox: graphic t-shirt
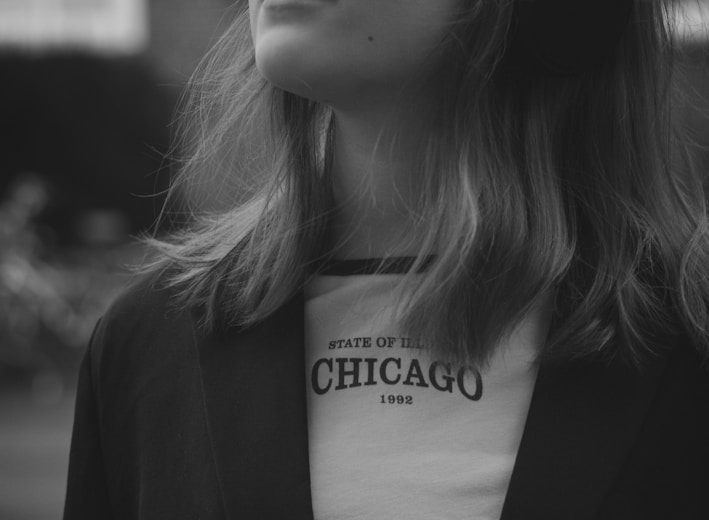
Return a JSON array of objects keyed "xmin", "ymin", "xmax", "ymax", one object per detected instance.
[{"xmin": 305, "ymin": 259, "xmax": 546, "ymax": 520}]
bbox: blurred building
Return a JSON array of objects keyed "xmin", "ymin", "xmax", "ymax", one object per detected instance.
[
  {"xmin": 0, "ymin": 0, "xmax": 236, "ymax": 406},
  {"xmin": 0, "ymin": 0, "xmax": 231, "ymax": 244}
]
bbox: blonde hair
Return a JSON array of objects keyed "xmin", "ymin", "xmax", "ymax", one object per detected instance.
[{"xmin": 148, "ymin": 0, "xmax": 709, "ymax": 367}]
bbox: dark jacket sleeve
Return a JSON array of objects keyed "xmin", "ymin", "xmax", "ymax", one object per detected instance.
[{"xmin": 63, "ymin": 319, "xmax": 114, "ymax": 519}]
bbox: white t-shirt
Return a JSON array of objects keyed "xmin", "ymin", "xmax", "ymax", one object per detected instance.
[{"xmin": 304, "ymin": 261, "xmax": 546, "ymax": 520}]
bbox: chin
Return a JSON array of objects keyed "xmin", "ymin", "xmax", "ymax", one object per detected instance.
[
  {"xmin": 255, "ymin": 37, "xmax": 324, "ymax": 98},
  {"xmin": 256, "ymin": 50, "xmax": 349, "ymax": 104}
]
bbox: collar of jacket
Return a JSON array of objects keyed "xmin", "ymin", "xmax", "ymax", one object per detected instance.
[{"xmin": 193, "ymin": 292, "xmax": 670, "ymax": 520}]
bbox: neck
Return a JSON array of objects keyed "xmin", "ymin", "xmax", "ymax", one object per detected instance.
[{"xmin": 327, "ymin": 98, "xmax": 433, "ymax": 260}]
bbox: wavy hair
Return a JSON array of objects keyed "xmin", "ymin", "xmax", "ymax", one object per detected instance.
[{"xmin": 148, "ymin": 0, "xmax": 709, "ymax": 367}]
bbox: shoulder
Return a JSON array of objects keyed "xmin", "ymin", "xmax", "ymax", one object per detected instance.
[
  {"xmin": 74, "ymin": 268, "xmax": 220, "ymax": 507},
  {"xmin": 88, "ymin": 268, "xmax": 200, "ymax": 396},
  {"xmin": 98, "ymin": 268, "xmax": 187, "ymax": 336},
  {"xmin": 95, "ymin": 268, "xmax": 190, "ymax": 344}
]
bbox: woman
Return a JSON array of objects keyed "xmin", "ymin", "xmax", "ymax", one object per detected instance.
[{"xmin": 64, "ymin": 0, "xmax": 709, "ymax": 518}]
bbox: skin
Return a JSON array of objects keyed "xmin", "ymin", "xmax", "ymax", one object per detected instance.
[
  {"xmin": 249, "ymin": 0, "xmax": 555, "ymax": 375},
  {"xmin": 249, "ymin": 0, "xmax": 459, "ymax": 258}
]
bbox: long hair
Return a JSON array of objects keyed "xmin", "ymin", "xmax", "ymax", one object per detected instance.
[{"xmin": 148, "ymin": 0, "xmax": 709, "ymax": 367}]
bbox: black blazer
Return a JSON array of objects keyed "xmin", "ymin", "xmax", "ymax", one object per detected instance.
[{"xmin": 64, "ymin": 275, "xmax": 709, "ymax": 519}]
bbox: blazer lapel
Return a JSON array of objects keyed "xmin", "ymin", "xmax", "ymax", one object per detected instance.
[
  {"xmin": 500, "ymin": 348, "xmax": 670, "ymax": 520},
  {"xmin": 195, "ymin": 294, "xmax": 314, "ymax": 519}
]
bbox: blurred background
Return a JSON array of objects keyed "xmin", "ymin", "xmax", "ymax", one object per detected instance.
[
  {"xmin": 0, "ymin": 1, "xmax": 232, "ymax": 518},
  {"xmin": 0, "ymin": 1, "xmax": 709, "ymax": 519}
]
